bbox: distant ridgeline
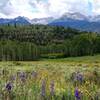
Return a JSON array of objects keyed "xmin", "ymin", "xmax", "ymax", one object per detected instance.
[{"xmin": 0, "ymin": 24, "xmax": 100, "ymax": 61}]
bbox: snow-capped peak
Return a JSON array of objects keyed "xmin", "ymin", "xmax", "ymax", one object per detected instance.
[
  {"xmin": 31, "ymin": 17, "xmax": 54, "ymax": 25},
  {"xmin": 59, "ymin": 12, "xmax": 88, "ymax": 21}
]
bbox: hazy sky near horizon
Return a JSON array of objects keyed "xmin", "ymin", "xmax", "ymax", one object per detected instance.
[{"xmin": 0, "ymin": 0, "xmax": 99, "ymax": 19}]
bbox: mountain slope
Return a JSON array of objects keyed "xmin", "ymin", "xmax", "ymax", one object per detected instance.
[
  {"xmin": 0, "ymin": 16, "xmax": 30, "ymax": 25},
  {"xmin": 49, "ymin": 12, "xmax": 100, "ymax": 32}
]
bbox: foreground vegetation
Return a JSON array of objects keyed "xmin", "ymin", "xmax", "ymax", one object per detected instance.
[
  {"xmin": 0, "ymin": 25, "xmax": 100, "ymax": 61},
  {"xmin": 0, "ymin": 55, "xmax": 100, "ymax": 100}
]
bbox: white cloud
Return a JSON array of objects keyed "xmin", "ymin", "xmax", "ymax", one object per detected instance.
[
  {"xmin": 92, "ymin": 0, "xmax": 100, "ymax": 15},
  {"xmin": 48, "ymin": 0, "xmax": 91, "ymax": 17},
  {"xmin": 0, "ymin": 0, "xmax": 100, "ymax": 18}
]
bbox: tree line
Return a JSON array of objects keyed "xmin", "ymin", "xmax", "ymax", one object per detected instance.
[{"xmin": 0, "ymin": 24, "xmax": 100, "ymax": 61}]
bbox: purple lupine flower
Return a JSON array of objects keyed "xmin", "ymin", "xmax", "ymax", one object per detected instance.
[
  {"xmin": 6, "ymin": 82, "xmax": 12, "ymax": 92},
  {"xmin": 76, "ymin": 73, "xmax": 83, "ymax": 83},
  {"xmin": 41, "ymin": 79, "xmax": 46, "ymax": 97},
  {"xmin": 75, "ymin": 88, "xmax": 80, "ymax": 100},
  {"xmin": 50, "ymin": 80, "xmax": 55, "ymax": 96},
  {"xmin": 19, "ymin": 72, "xmax": 26, "ymax": 82}
]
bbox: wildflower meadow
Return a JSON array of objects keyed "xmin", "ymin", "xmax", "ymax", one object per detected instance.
[{"xmin": 0, "ymin": 55, "xmax": 100, "ymax": 100}]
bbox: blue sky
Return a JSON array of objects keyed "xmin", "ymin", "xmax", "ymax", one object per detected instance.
[{"xmin": 0, "ymin": 0, "xmax": 99, "ymax": 19}]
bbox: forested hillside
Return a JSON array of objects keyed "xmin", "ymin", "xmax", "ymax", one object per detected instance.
[{"xmin": 0, "ymin": 24, "xmax": 100, "ymax": 61}]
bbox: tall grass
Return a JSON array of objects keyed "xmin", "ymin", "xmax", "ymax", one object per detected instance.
[{"xmin": 0, "ymin": 59, "xmax": 100, "ymax": 100}]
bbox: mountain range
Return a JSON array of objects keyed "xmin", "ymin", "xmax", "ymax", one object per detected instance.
[
  {"xmin": 0, "ymin": 12, "xmax": 100, "ymax": 32},
  {"xmin": 49, "ymin": 12, "xmax": 100, "ymax": 32},
  {"xmin": 0, "ymin": 16, "xmax": 30, "ymax": 25}
]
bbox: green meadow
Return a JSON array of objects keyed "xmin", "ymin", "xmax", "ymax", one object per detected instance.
[{"xmin": 0, "ymin": 55, "xmax": 100, "ymax": 100}]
